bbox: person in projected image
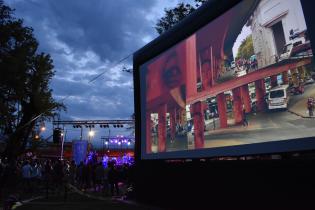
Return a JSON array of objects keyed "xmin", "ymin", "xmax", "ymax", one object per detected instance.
[
  {"xmin": 242, "ymin": 108, "xmax": 249, "ymax": 127},
  {"xmin": 162, "ymin": 52, "xmax": 186, "ymax": 108},
  {"xmin": 161, "ymin": 52, "xmax": 186, "ymax": 142}
]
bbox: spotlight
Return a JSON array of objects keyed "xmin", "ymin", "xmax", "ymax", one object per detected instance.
[
  {"xmin": 114, "ymin": 125, "xmax": 117, "ymax": 128},
  {"xmin": 85, "ymin": 125, "xmax": 89, "ymax": 128},
  {"xmin": 92, "ymin": 125, "xmax": 95, "ymax": 128},
  {"xmin": 100, "ymin": 125, "xmax": 103, "ymax": 128},
  {"xmin": 73, "ymin": 125, "xmax": 76, "ymax": 128},
  {"xmin": 88, "ymin": 130, "xmax": 95, "ymax": 137}
]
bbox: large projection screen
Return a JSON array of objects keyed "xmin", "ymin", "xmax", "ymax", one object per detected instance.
[{"xmin": 137, "ymin": 0, "xmax": 315, "ymax": 160}]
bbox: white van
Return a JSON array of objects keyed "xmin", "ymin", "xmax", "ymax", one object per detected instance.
[{"xmin": 267, "ymin": 85, "xmax": 290, "ymax": 110}]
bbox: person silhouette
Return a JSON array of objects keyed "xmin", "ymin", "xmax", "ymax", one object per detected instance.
[{"xmin": 242, "ymin": 108, "xmax": 248, "ymax": 127}]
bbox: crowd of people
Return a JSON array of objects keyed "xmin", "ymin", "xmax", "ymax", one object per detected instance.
[
  {"xmin": 234, "ymin": 56, "xmax": 258, "ymax": 74},
  {"xmin": 0, "ymin": 154, "xmax": 134, "ymax": 205}
]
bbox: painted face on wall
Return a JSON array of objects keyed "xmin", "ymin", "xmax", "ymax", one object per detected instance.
[{"xmin": 162, "ymin": 53, "xmax": 182, "ymax": 89}]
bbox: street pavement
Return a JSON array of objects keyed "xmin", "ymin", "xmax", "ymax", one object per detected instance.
[
  {"xmin": 193, "ymin": 82, "xmax": 315, "ymax": 149},
  {"xmin": 149, "ymin": 82, "xmax": 315, "ymax": 152},
  {"xmin": 288, "ymin": 82, "xmax": 315, "ymax": 117},
  {"xmin": 14, "ymin": 193, "xmax": 164, "ymax": 210}
]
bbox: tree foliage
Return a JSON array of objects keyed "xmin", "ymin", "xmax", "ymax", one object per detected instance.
[
  {"xmin": 0, "ymin": 1, "xmax": 65, "ymax": 159},
  {"xmin": 236, "ymin": 35, "xmax": 254, "ymax": 60},
  {"xmin": 155, "ymin": 0, "xmax": 208, "ymax": 35}
]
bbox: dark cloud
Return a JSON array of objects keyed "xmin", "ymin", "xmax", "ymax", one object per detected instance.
[{"xmin": 9, "ymin": 0, "xmax": 158, "ymax": 61}]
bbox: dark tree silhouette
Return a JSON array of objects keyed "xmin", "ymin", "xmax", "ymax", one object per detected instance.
[
  {"xmin": 155, "ymin": 0, "xmax": 208, "ymax": 35},
  {"xmin": 0, "ymin": 1, "xmax": 65, "ymax": 159}
]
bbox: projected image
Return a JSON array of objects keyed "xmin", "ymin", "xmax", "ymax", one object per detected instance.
[{"xmin": 141, "ymin": 0, "xmax": 315, "ymax": 155}]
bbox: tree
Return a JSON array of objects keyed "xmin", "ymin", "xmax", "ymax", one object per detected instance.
[
  {"xmin": 0, "ymin": 1, "xmax": 65, "ymax": 159},
  {"xmin": 155, "ymin": 0, "xmax": 208, "ymax": 35},
  {"xmin": 236, "ymin": 35, "xmax": 254, "ymax": 60}
]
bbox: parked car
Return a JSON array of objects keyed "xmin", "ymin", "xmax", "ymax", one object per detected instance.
[
  {"xmin": 267, "ymin": 85, "xmax": 290, "ymax": 110},
  {"xmin": 304, "ymin": 77, "xmax": 314, "ymax": 85},
  {"xmin": 279, "ymin": 44, "xmax": 293, "ymax": 61},
  {"xmin": 230, "ymin": 61, "xmax": 236, "ymax": 69}
]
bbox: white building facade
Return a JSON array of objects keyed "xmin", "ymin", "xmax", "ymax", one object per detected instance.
[{"xmin": 248, "ymin": 0, "xmax": 307, "ymax": 68}]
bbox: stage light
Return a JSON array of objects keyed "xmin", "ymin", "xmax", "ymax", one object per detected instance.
[
  {"xmin": 73, "ymin": 125, "xmax": 76, "ymax": 128},
  {"xmin": 114, "ymin": 125, "xmax": 117, "ymax": 128},
  {"xmin": 88, "ymin": 130, "xmax": 95, "ymax": 137},
  {"xmin": 40, "ymin": 126, "xmax": 46, "ymax": 132}
]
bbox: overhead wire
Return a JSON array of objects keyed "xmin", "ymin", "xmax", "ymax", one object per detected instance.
[{"xmin": 15, "ymin": 52, "xmax": 134, "ymax": 132}]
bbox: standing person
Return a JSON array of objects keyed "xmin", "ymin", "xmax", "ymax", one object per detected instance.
[
  {"xmin": 243, "ymin": 108, "xmax": 249, "ymax": 127},
  {"xmin": 108, "ymin": 161, "xmax": 119, "ymax": 196},
  {"xmin": 21, "ymin": 161, "xmax": 32, "ymax": 193},
  {"xmin": 103, "ymin": 164, "xmax": 110, "ymax": 195},
  {"xmin": 53, "ymin": 160, "xmax": 64, "ymax": 192},
  {"xmin": 94, "ymin": 162, "xmax": 104, "ymax": 192},
  {"xmin": 69, "ymin": 160, "xmax": 76, "ymax": 185},
  {"xmin": 307, "ymin": 97, "xmax": 314, "ymax": 117}
]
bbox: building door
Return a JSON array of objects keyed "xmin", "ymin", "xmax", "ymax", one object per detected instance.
[{"xmin": 271, "ymin": 21, "xmax": 286, "ymax": 56}]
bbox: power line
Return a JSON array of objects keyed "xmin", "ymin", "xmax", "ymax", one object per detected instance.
[
  {"xmin": 88, "ymin": 53, "xmax": 133, "ymax": 83},
  {"xmin": 14, "ymin": 52, "xmax": 134, "ymax": 134}
]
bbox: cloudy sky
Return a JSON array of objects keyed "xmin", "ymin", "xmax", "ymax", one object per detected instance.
[{"xmin": 6, "ymin": 0, "xmax": 194, "ymax": 146}]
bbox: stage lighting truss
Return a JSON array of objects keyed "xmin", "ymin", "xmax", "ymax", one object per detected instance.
[
  {"xmin": 113, "ymin": 124, "xmax": 124, "ymax": 128},
  {"xmin": 72, "ymin": 125, "xmax": 82, "ymax": 128},
  {"xmin": 100, "ymin": 124, "xmax": 110, "ymax": 128},
  {"xmin": 85, "ymin": 124, "xmax": 95, "ymax": 128}
]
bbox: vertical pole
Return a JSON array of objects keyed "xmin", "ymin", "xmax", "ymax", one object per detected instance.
[
  {"xmin": 255, "ymin": 79, "xmax": 266, "ymax": 112},
  {"xmin": 146, "ymin": 112, "xmax": 152, "ymax": 153},
  {"xmin": 190, "ymin": 102, "xmax": 205, "ymax": 149},
  {"xmin": 216, "ymin": 93, "xmax": 228, "ymax": 128},
  {"xmin": 170, "ymin": 109, "xmax": 176, "ymax": 141},
  {"xmin": 158, "ymin": 104, "xmax": 167, "ymax": 152},
  {"xmin": 60, "ymin": 128, "xmax": 65, "ymax": 160},
  {"xmin": 80, "ymin": 126, "xmax": 83, "ymax": 141},
  {"xmin": 211, "ymin": 46, "xmax": 214, "ymax": 86},
  {"xmin": 232, "ymin": 87, "xmax": 243, "ymax": 124},
  {"xmin": 282, "ymin": 71, "xmax": 289, "ymax": 84},
  {"xmin": 240, "ymin": 85, "xmax": 251, "ymax": 113},
  {"xmin": 271, "ymin": 75, "xmax": 278, "ymax": 87}
]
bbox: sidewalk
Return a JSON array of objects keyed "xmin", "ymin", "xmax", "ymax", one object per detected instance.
[
  {"xmin": 204, "ymin": 115, "xmax": 265, "ymax": 136},
  {"xmin": 288, "ymin": 83, "xmax": 315, "ymax": 118},
  {"xmin": 14, "ymin": 186, "xmax": 164, "ymax": 210},
  {"xmin": 289, "ymin": 97, "xmax": 315, "ymax": 118}
]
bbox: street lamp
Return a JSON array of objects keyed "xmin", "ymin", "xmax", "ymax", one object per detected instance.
[
  {"xmin": 88, "ymin": 129, "xmax": 95, "ymax": 144},
  {"xmin": 88, "ymin": 130, "xmax": 95, "ymax": 138}
]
